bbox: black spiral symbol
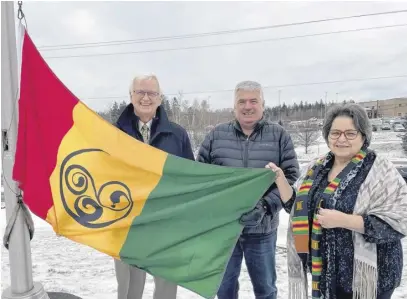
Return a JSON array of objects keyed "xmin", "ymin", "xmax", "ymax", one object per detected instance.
[{"xmin": 60, "ymin": 149, "xmax": 134, "ymax": 228}]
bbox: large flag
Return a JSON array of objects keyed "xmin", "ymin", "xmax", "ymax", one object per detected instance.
[{"xmin": 12, "ymin": 29, "xmax": 275, "ymax": 299}]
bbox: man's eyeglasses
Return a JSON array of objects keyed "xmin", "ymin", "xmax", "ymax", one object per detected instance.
[
  {"xmin": 328, "ymin": 129, "xmax": 359, "ymax": 140},
  {"xmin": 133, "ymin": 90, "xmax": 159, "ymax": 99}
]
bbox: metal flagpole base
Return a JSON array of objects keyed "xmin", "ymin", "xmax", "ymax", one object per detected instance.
[
  {"xmin": 2, "ymin": 282, "xmax": 49, "ymax": 299},
  {"xmin": 2, "ymin": 285, "xmax": 83, "ymax": 299}
]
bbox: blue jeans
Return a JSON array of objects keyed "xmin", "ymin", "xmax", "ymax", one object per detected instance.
[{"xmin": 217, "ymin": 230, "xmax": 277, "ymax": 299}]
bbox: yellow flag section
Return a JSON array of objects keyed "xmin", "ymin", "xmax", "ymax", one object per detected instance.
[{"xmin": 48, "ymin": 102, "xmax": 168, "ymax": 258}]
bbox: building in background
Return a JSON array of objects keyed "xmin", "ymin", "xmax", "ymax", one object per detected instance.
[{"xmin": 358, "ymin": 97, "xmax": 407, "ymax": 118}]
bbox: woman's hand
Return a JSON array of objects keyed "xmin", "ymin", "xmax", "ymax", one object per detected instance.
[
  {"xmin": 316, "ymin": 208, "xmax": 347, "ymax": 229},
  {"xmin": 265, "ymin": 162, "xmax": 293, "ymax": 203},
  {"xmin": 265, "ymin": 162, "xmax": 286, "ymax": 184},
  {"xmin": 316, "ymin": 208, "xmax": 364, "ymax": 233}
]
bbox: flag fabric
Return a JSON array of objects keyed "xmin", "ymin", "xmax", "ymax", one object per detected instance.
[{"xmin": 12, "ymin": 29, "xmax": 276, "ymax": 299}]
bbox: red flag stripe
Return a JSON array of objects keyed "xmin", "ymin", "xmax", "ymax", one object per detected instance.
[{"xmin": 12, "ymin": 31, "xmax": 78, "ymax": 219}]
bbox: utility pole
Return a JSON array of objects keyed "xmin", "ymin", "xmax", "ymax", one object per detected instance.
[
  {"xmin": 320, "ymin": 98, "xmax": 323, "ymax": 119},
  {"xmin": 278, "ymin": 90, "xmax": 281, "ymax": 123},
  {"xmin": 324, "ymin": 92, "xmax": 328, "ymax": 117}
]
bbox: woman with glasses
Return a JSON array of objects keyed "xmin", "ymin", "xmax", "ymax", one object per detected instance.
[{"xmin": 266, "ymin": 103, "xmax": 407, "ymax": 299}]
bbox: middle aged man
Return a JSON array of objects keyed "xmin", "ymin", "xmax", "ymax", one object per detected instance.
[
  {"xmin": 114, "ymin": 74, "xmax": 194, "ymax": 299},
  {"xmin": 197, "ymin": 80, "xmax": 300, "ymax": 299}
]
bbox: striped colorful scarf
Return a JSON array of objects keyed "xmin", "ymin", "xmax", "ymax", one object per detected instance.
[{"xmin": 292, "ymin": 149, "xmax": 367, "ymax": 299}]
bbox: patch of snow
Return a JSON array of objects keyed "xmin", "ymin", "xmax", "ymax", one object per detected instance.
[{"xmin": 1, "ymin": 209, "xmax": 406, "ymax": 299}]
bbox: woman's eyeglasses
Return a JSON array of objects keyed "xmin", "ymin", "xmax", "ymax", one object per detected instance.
[{"xmin": 328, "ymin": 130, "xmax": 359, "ymax": 140}]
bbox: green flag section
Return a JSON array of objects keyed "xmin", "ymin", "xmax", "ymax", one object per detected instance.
[{"xmin": 120, "ymin": 155, "xmax": 275, "ymax": 298}]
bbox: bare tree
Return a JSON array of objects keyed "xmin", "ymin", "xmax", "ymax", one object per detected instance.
[{"xmin": 290, "ymin": 121, "xmax": 321, "ymax": 154}]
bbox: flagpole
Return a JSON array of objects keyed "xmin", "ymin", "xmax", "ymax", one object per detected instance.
[{"xmin": 1, "ymin": 2, "xmax": 49, "ymax": 298}]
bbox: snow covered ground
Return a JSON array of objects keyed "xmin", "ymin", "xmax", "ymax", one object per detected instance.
[
  {"xmin": 1, "ymin": 131, "xmax": 407, "ymax": 298},
  {"xmin": 1, "ymin": 210, "xmax": 406, "ymax": 299},
  {"xmin": 0, "ymin": 211, "xmax": 294, "ymax": 299}
]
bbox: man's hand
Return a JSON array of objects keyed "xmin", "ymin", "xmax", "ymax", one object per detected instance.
[{"xmin": 239, "ymin": 199, "xmax": 268, "ymax": 227}]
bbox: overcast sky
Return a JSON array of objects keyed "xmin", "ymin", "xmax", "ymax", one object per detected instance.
[{"xmin": 15, "ymin": 1, "xmax": 407, "ymax": 112}]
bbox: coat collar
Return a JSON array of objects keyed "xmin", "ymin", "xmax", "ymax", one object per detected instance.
[
  {"xmin": 233, "ymin": 117, "xmax": 266, "ymax": 136},
  {"xmin": 117, "ymin": 104, "xmax": 172, "ymax": 135}
]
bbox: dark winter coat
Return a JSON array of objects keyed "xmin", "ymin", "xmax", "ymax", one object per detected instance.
[{"xmin": 197, "ymin": 118, "xmax": 300, "ymax": 235}]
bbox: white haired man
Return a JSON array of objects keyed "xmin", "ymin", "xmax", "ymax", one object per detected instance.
[
  {"xmin": 114, "ymin": 74, "xmax": 194, "ymax": 299},
  {"xmin": 197, "ymin": 80, "xmax": 300, "ymax": 299}
]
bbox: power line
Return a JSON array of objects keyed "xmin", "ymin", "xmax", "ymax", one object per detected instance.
[
  {"xmin": 38, "ymin": 9, "xmax": 407, "ymax": 50},
  {"xmin": 83, "ymin": 74, "xmax": 407, "ymax": 100},
  {"xmin": 43, "ymin": 23, "xmax": 407, "ymax": 59}
]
